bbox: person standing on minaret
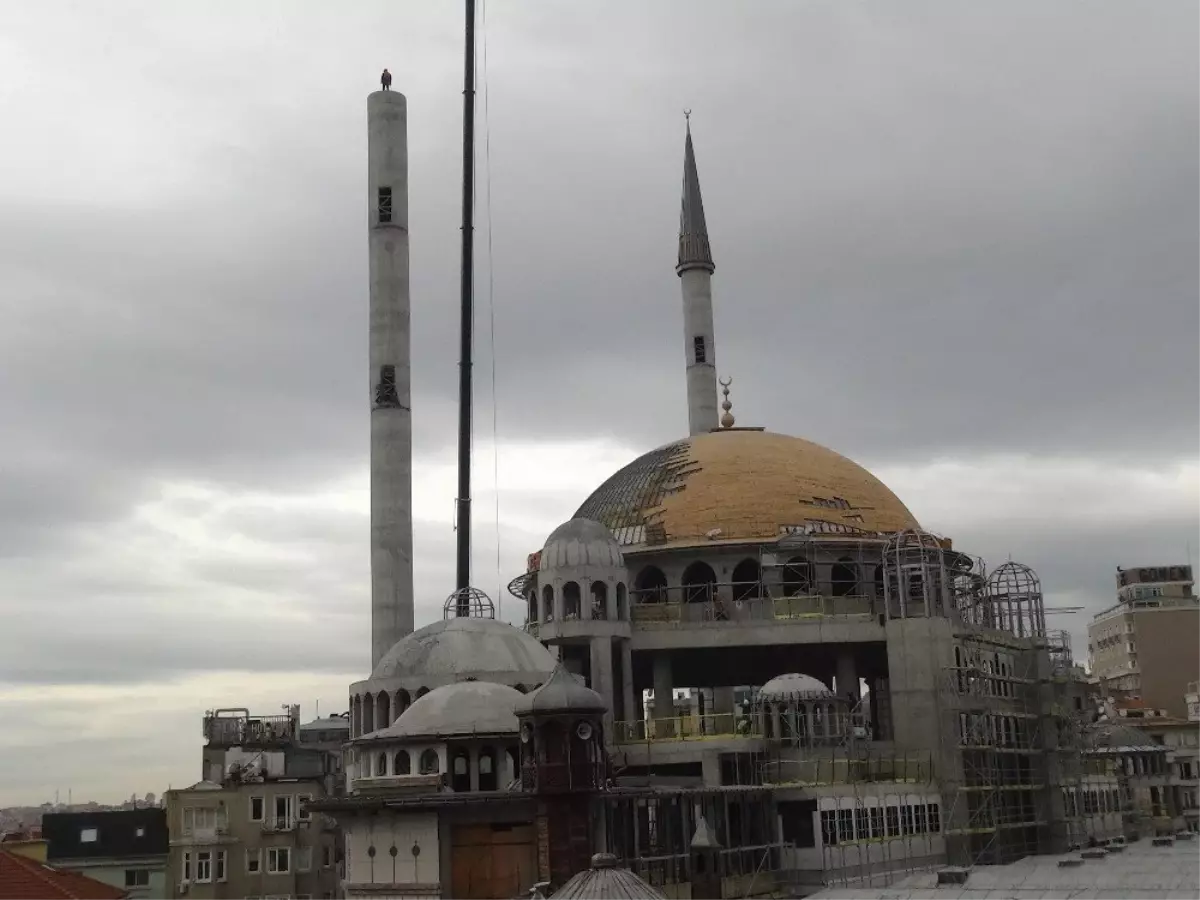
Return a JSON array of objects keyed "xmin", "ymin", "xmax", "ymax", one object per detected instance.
[
  {"xmin": 677, "ymin": 112, "xmax": 719, "ymax": 435},
  {"xmin": 380, "ymin": 68, "xmax": 392, "ymax": 91}
]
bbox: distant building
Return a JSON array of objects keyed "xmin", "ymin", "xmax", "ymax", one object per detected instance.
[
  {"xmin": 164, "ymin": 706, "xmax": 346, "ymax": 899},
  {"xmin": 0, "ymin": 846, "xmax": 128, "ymax": 899},
  {"xmin": 41, "ymin": 809, "xmax": 168, "ymax": 899},
  {"xmin": 1088, "ymin": 565, "xmax": 1199, "ymax": 717}
]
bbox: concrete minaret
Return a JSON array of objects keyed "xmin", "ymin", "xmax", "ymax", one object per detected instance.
[
  {"xmin": 676, "ymin": 116, "xmax": 719, "ymax": 435},
  {"xmin": 368, "ymin": 89, "xmax": 414, "ymax": 669}
]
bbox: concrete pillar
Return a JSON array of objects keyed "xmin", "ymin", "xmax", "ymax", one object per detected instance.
[
  {"xmin": 621, "ymin": 642, "xmax": 636, "ymax": 728},
  {"xmin": 653, "ymin": 654, "xmax": 674, "ymax": 737},
  {"xmin": 701, "ymin": 752, "xmax": 722, "ymax": 787},
  {"xmin": 590, "ymin": 639, "xmax": 616, "ymax": 743},
  {"xmin": 713, "ymin": 686, "xmax": 736, "ymax": 720},
  {"xmin": 469, "ymin": 745, "xmax": 479, "ymax": 792},
  {"xmin": 368, "ymin": 89, "xmax": 415, "ymax": 669},
  {"xmin": 836, "ymin": 651, "xmax": 860, "ymax": 704}
]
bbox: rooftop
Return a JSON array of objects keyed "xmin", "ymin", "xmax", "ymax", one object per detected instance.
[
  {"xmin": 0, "ymin": 849, "xmax": 128, "ymax": 899},
  {"xmin": 810, "ymin": 834, "xmax": 1200, "ymax": 899}
]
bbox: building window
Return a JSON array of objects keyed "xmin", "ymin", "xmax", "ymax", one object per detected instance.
[
  {"xmin": 250, "ymin": 796, "xmax": 265, "ymax": 822},
  {"xmin": 80, "ymin": 828, "xmax": 98, "ymax": 843},
  {"xmin": 216, "ymin": 850, "xmax": 227, "ymax": 882},
  {"xmin": 419, "ymin": 749, "xmax": 440, "ymax": 774},
  {"xmin": 267, "ymin": 847, "xmax": 291, "ymax": 874},
  {"xmin": 885, "ymin": 805, "xmax": 900, "ymax": 837},
  {"xmin": 297, "ymin": 846, "xmax": 313, "ymax": 873},
  {"xmin": 378, "ymin": 186, "xmax": 393, "ymax": 224},
  {"xmin": 322, "ymin": 845, "xmax": 333, "ymax": 868},
  {"xmin": 196, "ymin": 851, "xmax": 212, "ymax": 884},
  {"xmin": 927, "ymin": 803, "xmax": 941, "ymax": 833},
  {"xmin": 274, "ymin": 795, "xmax": 294, "ymax": 828},
  {"xmin": 246, "ymin": 849, "xmax": 262, "ymax": 874},
  {"xmin": 124, "ymin": 870, "xmax": 149, "ymax": 888},
  {"xmin": 693, "ymin": 335, "xmax": 706, "ymax": 364},
  {"xmin": 297, "ymin": 794, "xmax": 312, "ymax": 821},
  {"xmin": 395, "ymin": 750, "xmax": 411, "ymax": 775},
  {"xmin": 820, "ymin": 809, "xmax": 837, "ymax": 846},
  {"xmin": 182, "ymin": 852, "xmax": 191, "ymax": 881},
  {"xmin": 182, "ymin": 807, "xmax": 220, "ymax": 834},
  {"xmin": 135, "ymin": 827, "xmax": 145, "ymax": 838},
  {"xmin": 836, "ymin": 808, "xmax": 853, "ymax": 843}
]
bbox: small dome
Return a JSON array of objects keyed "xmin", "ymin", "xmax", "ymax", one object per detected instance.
[
  {"xmin": 552, "ymin": 853, "xmax": 666, "ymax": 899},
  {"xmin": 1084, "ymin": 721, "xmax": 1166, "ymax": 752},
  {"xmin": 515, "ymin": 666, "xmax": 607, "ymax": 716},
  {"xmin": 367, "ymin": 682, "xmax": 524, "ymax": 740},
  {"xmin": 371, "ymin": 616, "xmax": 557, "ymax": 682},
  {"xmin": 540, "ymin": 518, "xmax": 624, "ymax": 571},
  {"xmin": 758, "ymin": 673, "xmax": 834, "ymax": 700}
]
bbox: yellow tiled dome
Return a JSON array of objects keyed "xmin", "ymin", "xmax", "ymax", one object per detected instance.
[{"xmin": 574, "ymin": 430, "xmax": 919, "ymax": 549}]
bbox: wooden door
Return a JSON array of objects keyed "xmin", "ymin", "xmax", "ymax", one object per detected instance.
[{"xmin": 450, "ymin": 822, "xmax": 537, "ymax": 899}]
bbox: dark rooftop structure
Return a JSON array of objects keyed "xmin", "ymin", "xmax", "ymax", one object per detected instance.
[{"xmin": 42, "ymin": 809, "xmax": 168, "ymax": 862}]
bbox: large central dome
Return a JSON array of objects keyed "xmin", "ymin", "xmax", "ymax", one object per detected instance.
[{"xmin": 574, "ymin": 430, "xmax": 918, "ymax": 549}]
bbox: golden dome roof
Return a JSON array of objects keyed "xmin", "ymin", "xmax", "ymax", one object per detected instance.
[{"xmin": 574, "ymin": 429, "xmax": 919, "ymax": 549}]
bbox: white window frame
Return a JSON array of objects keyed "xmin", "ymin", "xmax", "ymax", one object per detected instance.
[
  {"xmin": 196, "ymin": 850, "xmax": 213, "ymax": 884},
  {"xmin": 216, "ymin": 849, "xmax": 227, "ymax": 882},
  {"xmin": 273, "ymin": 795, "xmax": 294, "ymax": 828},
  {"xmin": 296, "ymin": 846, "xmax": 312, "ymax": 873},
  {"xmin": 80, "ymin": 827, "xmax": 98, "ymax": 843},
  {"xmin": 267, "ymin": 847, "xmax": 291, "ymax": 875},
  {"xmin": 246, "ymin": 848, "xmax": 262, "ymax": 874},
  {"xmin": 182, "ymin": 807, "xmax": 217, "ymax": 834},
  {"xmin": 182, "ymin": 851, "xmax": 192, "ymax": 881},
  {"xmin": 296, "ymin": 793, "xmax": 312, "ymax": 821},
  {"xmin": 250, "ymin": 795, "xmax": 265, "ymax": 822}
]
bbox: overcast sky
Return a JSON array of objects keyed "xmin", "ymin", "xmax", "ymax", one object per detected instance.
[{"xmin": 0, "ymin": 0, "xmax": 1196, "ymax": 806}]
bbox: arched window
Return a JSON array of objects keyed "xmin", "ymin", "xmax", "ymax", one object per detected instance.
[
  {"xmin": 681, "ymin": 561, "xmax": 717, "ymax": 604},
  {"xmin": 362, "ymin": 693, "xmax": 375, "ymax": 734},
  {"xmin": 782, "ymin": 557, "xmax": 813, "ymax": 596},
  {"xmin": 616, "ymin": 583, "xmax": 628, "ymax": 620},
  {"xmin": 528, "ymin": 590, "xmax": 538, "ymax": 625},
  {"xmin": 415, "ymin": 686, "xmax": 429, "ymax": 699},
  {"xmin": 731, "ymin": 558, "xmax": 760, "ymax": 604},
  {"xmin": 376, "ymin": 691, "xmax": 391, "ymax": 727},
  {"xmin": 451, "ymin": 749, "xmax": 471, "ymax": 792},
  {"xmin": 395, "ymin": 749, "xmax": 411, "ymax": 775},
  {"xmin": 830, "ymin": 558, "xmax": 858, "ymax": 597},
  {"xmin": 635, "ymin": 566, "xmax": 668, "ymax": 603},
  {"xmin": 419, "ymin": 749, "xmax": 440, "ymax": 775},
  {"xmin": 396, "ymin": 689, "xmax": 411, "ymax": 717},
  {"xmin": 590, "ymin": 581, "xmax": 608, "ymax": 620},
  {"xmin": 478, "ymin": 746, "xmax": 497, "ymax": 792},
  {"xmin": 376, "ymin": 752, "xmax": 388, "ymax": 776},
  {"xmin": 542, "ymin": 584, "xmax": 554, "ymax": 621},
  {"xmin": 563, "ymin": 582, "xmax": 582, "ymax": 619},
  {"xmin": 351, "ymin": 695, "xmax": 362, "ymax": 738}
]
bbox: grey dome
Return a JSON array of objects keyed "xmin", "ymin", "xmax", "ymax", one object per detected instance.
[
  {"xmin": 515, "ymin": 665, "xmax": 607, "ymax": 716},
  {"xmin": 371, "ymin": 617, "xmax": 557, "ymax": 682},
  {"xmin": 540, "ymin": 518, "xmax": 624, "ymax": 571},
  {"xmin": 1084, "ymin": 721, "xmax": 1167, "ymax": 752},
  {"xmin": 758, "ymin": 673, "xmax": 834, "ymax": 700},
  {"xmin": 368, "ymin": 681, "xmax": 524, "ymax": 739},
  {"xmin": 552, "ymin": 853, "xmax": 666, "ymax": 899}
]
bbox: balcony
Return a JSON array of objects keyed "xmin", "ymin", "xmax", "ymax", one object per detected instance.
[
  {"xmin": 203, "ymin": 711, "xmax": 297, "ymax": 748},
  {"xmin": 629, "ymin": 587, "xmax": 877, "ymax": 628},
  {"xmin": 260, "ymin": 818, "xmax": 296, "ymax": 833}
]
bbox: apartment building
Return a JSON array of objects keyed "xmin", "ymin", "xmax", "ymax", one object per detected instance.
[
  {"xmin": 42, "ymin": 809, "xmax": 168, "ymax": 899},
  {"xmin": 165, "ymin": 706, "xmax": 348, "ymax": 899},
  {"xmin": 1088, "ymin": 564, "xmax": 1199, "ymax": 717}
]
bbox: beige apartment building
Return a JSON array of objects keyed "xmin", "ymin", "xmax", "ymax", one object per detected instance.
[
  {"xmin": 1088, "ymin": 564, "xmax": 1199, "ymax": 718},
  {"xmin": 165, "ymin": 707, "xmax": 348, "ymax": 899}
]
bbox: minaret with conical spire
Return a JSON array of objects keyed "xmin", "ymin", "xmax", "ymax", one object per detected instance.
[{"xmin": 676, "ymin": 114, "xmax": 719, "ymax": 436}]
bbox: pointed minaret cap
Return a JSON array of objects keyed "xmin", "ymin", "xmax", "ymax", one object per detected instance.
[
  {"xmin": 690, "ymin": 814, "xmax": 722, "ymax": 850},
  {"xmin": 677, "ymin": 112, "xmax": 715, "ymax": 276}
]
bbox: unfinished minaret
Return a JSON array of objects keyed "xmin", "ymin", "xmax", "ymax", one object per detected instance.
[
  {"xmin": 368, "ymin": 89, "xmax": 414, "ymax": 669},
  {"xmin": 676, "ymin": 116, "xmax": 719, "ymax": 435}
]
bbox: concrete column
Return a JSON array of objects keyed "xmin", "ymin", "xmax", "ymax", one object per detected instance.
[
  {"xmin": 368, "ymin": 89, "xmax": 415, "ymax": 669},
  {"xmin": 590, "ymin": 639, "xmax": 616, "ymax": 743},
  {"xmin": 621, "ymin": 642, "xmax": 636, "ymax": 728},
  {"xmin": 653, "ymin": 654, "xmax": 675, "ymax": 738},
  {"xmin": 836, "ymin": 651, "xmax": 860, "ymax": 704},
  {"xmin": 553, "ymin": 585, "xmax": 563, "ymax": 622},
  {"xmin": 469, "ymin": 745, "xmax": 479, "ymax": 792},
  {"xmin": 583, "ymin": 582, "xmax": 593, "ymax": 621},
  {"xmin": 701, "ymin": 752, "xmax": 722, "ymax": 787},
  {"xmin": 713, "ymin": 686, "xmax": 736, "ymax": 719}
]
